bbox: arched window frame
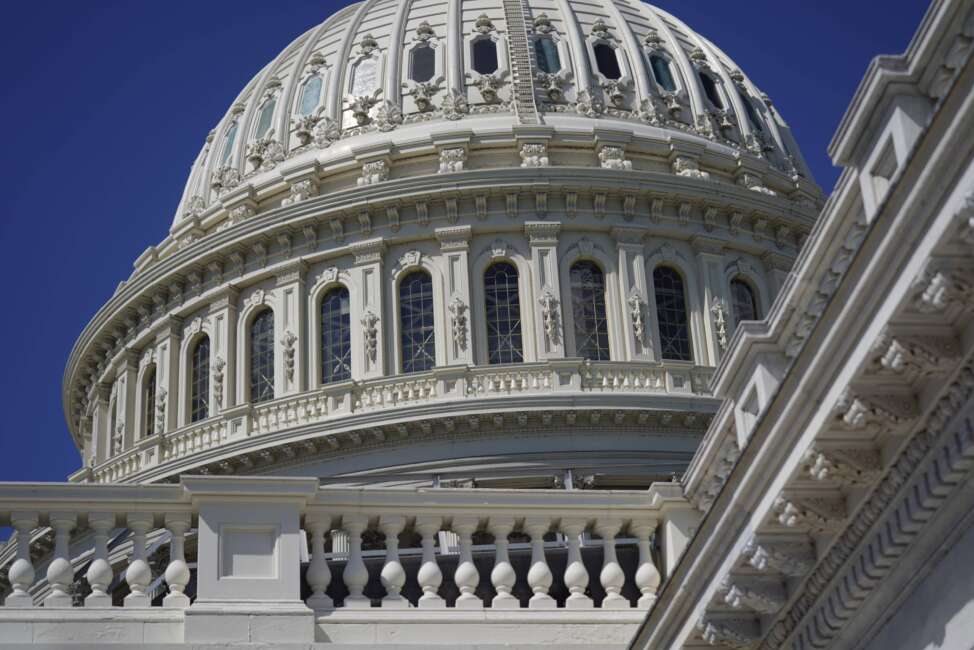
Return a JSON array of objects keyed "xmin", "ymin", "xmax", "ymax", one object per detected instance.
[
  {"xmin": 558, "ymin": 239, "xmax": 622, "ymax": 362},
  {"xmin": 235, "ymin": 289, "xmax": 281, "ymax": 406},
  {"xmin": 178, "ymin": 319, "xmax": 216, "ymax": 427},
  {"xmin": 391, "ymin": 251, "xmax": 446, "ymax": 375},
  {"xmin": 729, "ymin": 276, "xmax": 761, "ymax": 327},
  {"xmin": 463, "ymin": 22, "xmax": 510, "ymax": 103},
  {"xmin": 722, "ymin": 259, "xmax": 772, "ymax": 330},
  {"xmin": 651, "ymin": 264, "xmax": 695, "ymax": 363},
  {"xmin": 471, "ymin": 244, "xmax": 537, "ymax": 365},
  {"xmin": 644, "ymin": 244, "xmax": 707, "ymax": 365},
  {"xmin": 585, "ymin": 28, "xmax": 632, "ymax": 85},
  {"xmin": 248, "ymin": 308, "xmax": 276, "ymax": 404},
  {"xmin": 482, "ymin": 261, "xmax": 527, "ymax": 365},
  {"xmin": 644, "ymin": 48, "xmax": 683, "ymax": 95},
  {"xmin": 308, "ymin": 267, "xmax": 357, "ymax": 388},
  {"xmin": 136, "ymin": 357, "xmax": 158, "ymax": 440}
]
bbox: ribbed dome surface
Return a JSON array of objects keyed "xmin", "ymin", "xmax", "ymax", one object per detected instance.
[{"xmin": 174, "ymin": 0, "xmax": 811, "ymax": 229}]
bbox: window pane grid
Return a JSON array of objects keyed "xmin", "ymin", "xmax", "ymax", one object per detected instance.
[
  {"xmin": 654, "ymin": 267, "xmax": 692, "ymax": 361},
  {"xmin": 731, "ymin": 279, "xmax": 759, "ymax": 323},
  {"xmin": 321, "ymin": 288, "xmax": 352, "ymax": 384},
  {"xmin": 534, "ymin": 38, "xmax": 560, "ymax": 73},
  {"xmin": 400, "ymin": 272, "xmax": 436, "ymax": 373},
  {"xmin": 570, "ymin": 261, "xmax": 611, "ymax": 361},
  {"xmin": 485, "ymin": 263, "xmax": 524, "ymax": 364},
  {"xmin": 191, "ymin": 336, "xmax": 210, "ymax": 423},
  {"xmin": 250, "ymin": 310, "xmax": 275, "ymax": 403}
]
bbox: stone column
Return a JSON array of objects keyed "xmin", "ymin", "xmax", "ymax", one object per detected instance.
[
  {"xmin": 85, "ymin": 512, "xmax": 116, "ymax": 607},
  {"xmin": 525, "ymin": 222, "xmax": 565, "ymax": 360},
  {"xmin": 44, "ymin": 512, "xmax": 76, "ymax": 608},
  {"xmin": 116, "ymin": 352, "xmax": 139, "ymax": 449},
  {"xmin": 631, "ymin": 519, "xmax": 661, "ymax": 609},
  {"xmin": 489, "ymin": 518, "xmax": 518, "ymax": 609},
  {"xmin": 612, "ymin": 228, "xmax": 653, "ymax": 361},
  {"xmin": 124, "ymin": 512, "xmax": 154, "ymax": 607},
  {"xmin": 206, "ymin": 287, "xmax": 239, "ymax": 413},
  {"xmin": 596, "ymin": 520, "xmax": 629, "ymax": 609},
  {"xmin": 436, "ymin": 226, "xmax": 473, "ymax": 366},
  {"xmin": 524, "ymin": 518, "xmax": 555, "ymax": 609},
  {"xmin": 163, "ymin": 512, "xmax": 192, "ymax": 608},
  {"xmin": 416, "ymin": 516, "xmax": 445, "ymax": 608},
  {"xmin": 379, "ymin": 515, "xmax": 407, "ymax": 608},
  {"xmin": 275, "ymin": 263, "xmax": 308, "ymax": 397},
  {"xmin": 305, "ymin": 514, "xmax": 334, "ymax": 611},
  {"xmin": 155, "ymin": 317, "xmax": 182, "ymax": 432},
  {"xmin": 342, "ymin": 513, "xmax": 371, "ymax": 608},
  {"xmin": 89, "ymin": 384, "xmax": 111, "ymax": 464},
  {"xmin": 692, "ymin": 236, "xmax": 728, "ymax": 366},
  {"xmin": 561, "ymin": 518, "xmax": 592, "ymax": 609},
  {"xmin": 452, "ymin": 516, "xmax": 481, "ymax": 608},
  {"xmin": 350, "ymin": 239, "xmax": 387, "ymax": 380},
  {"xmin": 5, "ymin": 512, "xmax": 38, "ymax": 608}
]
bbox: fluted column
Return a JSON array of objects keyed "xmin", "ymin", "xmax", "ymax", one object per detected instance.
[
  {"xmin": 124, "ymin": 512, "xmax": 154, "ymax": 607},
  {"xmin": 342, "ymin": 514, "xmax": 371, "ymax": 608},
  {"xmin": 85, "ymin": 512, "xmax": 116, "ymax": 607},
  {"xmin": 489, "ymin": 518, "xmax": 518, "ymax": 609},
  {"xmin": 524, "ymin": 518, "xmax": 555, "ymax": 609},
  {"xmin": 44, "ymin": 512, "xmax": 77, "ymax": 608},
  {"xmin": 5, "ymin": 512, "xmax": 38, "ymax": 608},
  {"xmin": 379, "ymin": 515, "xmax": 407, "ymax": 608},
  {"xmin": 350, "ymin": 239, "xmax": 387, "ymax": 380},
  {"xmin": 416, "ymin": 516, "xmax": 445, "ymax": 608},
  {"xmin": 631, "ymin": 520, "xmax": 661, "ymax": 608},
  {"xmin": 305, "ymin": 514, "xmax": 334, "ymax": 610},
  {"xmin": 596, "ymin": 520, "xmax": 628, "ymax": 609},
  {"xmin": 525, "ymin": 222, "xmax": 564, "ymax": 360},
  {"xmin": 452, "ymin": 516, "xmax": 481, "ymax": 608},
  {"xmin": 436, "ymin": 227, "xmax": 474, "ymax": 365},
  {"xmin": 163, "ymin": 513, "xmax": 191, "ymax": 608},
  {"xmin": 561, "ymin": 518, "xmax": 592, "ymax": 609}
]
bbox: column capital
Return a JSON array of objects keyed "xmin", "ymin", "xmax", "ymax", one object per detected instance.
[
  {"xmin": 435, "ymin": 225, "xmax": 472, "ymax": 251},
  {"xmin": 350, "ymin": 237, "xmax": 387, "ymax": 264},
  {"xmin": 524, "ymin": 221, "xmax": 561, "ymax": 246},
  {"xmin": 275, "ymin": 261, "xmax": 308, "ymax": 286},
  {"xmin": 611, "ymin": 226, "xmax": 647, "ymax": 246}
]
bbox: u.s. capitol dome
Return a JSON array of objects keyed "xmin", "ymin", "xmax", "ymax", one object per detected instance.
[{"xmin": 63, "ymin": 0, "xmax": 821, "ymax": 488}]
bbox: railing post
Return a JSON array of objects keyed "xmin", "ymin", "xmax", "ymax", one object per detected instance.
[
  {"xmin": 524, "ymin": 518, "xmax": 555, "ymax": 609},
  {"xmin": 5, "ymin": 512, "xmax": 38, "ymax": 608},
  {"xmin": 342, "ymin": 513, "xmax": 371, "ymax": 608},
  {"xmin": 416, "ymin": 516, "xmax": 445, "ymax": 608},
  {"xmin": 379, "ymin": 515, "xmax": 407, "ymax": 608},
  {"xmin": 44, "ymin": 512, "xmax": 77, "ymax": 608},
  {"xmin": 489, "ymin": 517, "xmax": 518, "ymax": 609},
  {"xmin": 631, "ymin": 519, "xmax": 661, "ymax": 608},
  {"xmin": 85, "ymin": 512, "xmax": 116, "ymax": 607},
  {"xmin": 595, "ymin": 520, "xmax": 629, "ymax": 609},
  {"xmin": 163, "ymin": 512, "xmax": 191, "ymax": 608},
  {"xmin": 561, "ymin": 518, "xmax": 592, "ymax": 609},
  {"xmin": 305, "ymin": 514, "xmax": 334, "ymax": 611},
  {"xmin": 124, "ymin": 512, "xmax": 154, "ymax": 607},
  {"xmin": 452, "ymin": 516, "xmax": 482, "ymax": 608}
]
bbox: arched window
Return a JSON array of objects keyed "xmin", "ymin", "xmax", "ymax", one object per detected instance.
[
  {"xmin": 299, "ymin": 76, "xmax": 323, "ymax": 116},
  {"xmin": 737, "ymin": 90, "xmax": 764, "ymax": 132},
  {"xmin": 730, "ymin": 279, "xmax": 760, "ymax": 323},
  {"xmin": 649, "ymin": 54, "xmax": 676, "ymax": 92},
  {"xmin": 534, "ymin": 38, "xmax": 560, "ymax": 73},
  {"xmin": 653, "ymin": 267, "xmax": 692, "ymax": 362},
  {"xmin": 411, "ymin": 45, "xmax": 436, "ymax": 82},
  {"xmin": 220, "ymin": 123, "xmax": 237, "ymax": 164},
  {"xmin": 190, "ymin": 336, "xmax": 210, "ymax": 422},
  {"xmin": 351, "ymin": 59, "xmax": 378, "ymax": 96},
  {"xmin": 256, "ymin": 98, "xmax": 276, "ymax": 138},
  {"xmin": 321, "ymin": 287, "xmax": 352, "ymax": 384},
  {"xmin": 399, "ymin": 271, "xmax": 436, "ymax": 373},
  {"xmin": 142, "ymin": 366, "xmax": 156, "ymax": 437},
  {"xmin": 699, "ymin": 72, "xmax": 723, "ymax": 109},
  {"xmin": 570, "ymin": 261, "xmax": 611, "ymax": 361},
  {"xmin": 484, "ymin": 262, "xmax": 524, "ymax": 364},
  {"xmin": 250, "ymin": 309, "xmax": 275, "ymax": 403},
  {"xmin": 594, "ymin": 43, "xmax": 622, "ymax": 79},
  {"xmin": 472, "ymin": 39, "xmax": 498, "ymax": 75}
]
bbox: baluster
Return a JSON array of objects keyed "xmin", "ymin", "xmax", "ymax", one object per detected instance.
[
  {"xmin": 452, "ymin": 517, "xmax": 481, "ymax": 608},
  {"xmin": 415, "ymin": 516, "xmax": 445, "ymax": 608},
  {"xmin": 85, "ymin": 512, "xmax": 116, "ymax": 607},
  {"xmin": 342, "ymin": 514, "xmax": 371, "ymax": 608},
  {"xmin": 596, "ymin": 520, "xmax": 628, "ymax": 609},
  {"xmin": 489, "ymin": 518, "xmax": 518, "ymax": 609},
  {"xmin": 44, "ymin": 512, "xmax": 77, "ymax": 607},
  {"xmin": 524, "ymin": 518, "xmax": 555, "ymax": 609},
  {"xmin": 561, "ymin": 518, "xmax": 592, "ymax": 609},
  {"xmin": 305, "ymin": 514, "xmax": 333, "ymax": 610},
  {"xmin": 5, "ymin": 511, "xmax": 38, "ymax": 608},
  {"xmin": 163, "ymin": 512, "xmax": 191, "ymax": 608},
  {"xmin": 631, "ymin": 520, "xmax": 661, "ymax": 608},
  {"xmin": 379, "ymin": 515, "xmax": 407, "ymax": 608},
  {"xmin": 124, "ymin": 513, "xmax": 154, "ymax": 607}
]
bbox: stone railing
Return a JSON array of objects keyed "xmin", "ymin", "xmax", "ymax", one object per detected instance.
[
  {"xmin": 0, "ymin": 477, "xmax": 697, "ymax": 646},
  {"xmin": 76, "ymin": 360, "xmax": 716, "ymax": 485}
]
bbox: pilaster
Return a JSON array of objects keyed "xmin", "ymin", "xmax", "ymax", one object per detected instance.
[
  {"xmin": 207, "ymin": 287, "xmax": 239, "ymax": 411},
  {"xmin": 116, "ymin": 351, "xmax": 139, "ymax": 450},
  {"xmin": 525, "ymin": 222, "xmax": 564, "ymax": 359},
  {"xmin": 275, "ymin": 263, "xmax": 308, "ymax": 396},
  {"xmin": 612, "ymin": 228, "xmax": 653, "ymax": 361},
  {"xmin": 691, "ymin": 235, "xmax": 728, "ymax": 366},
  {"xmin": 436, "ymin": 226, "xmax": 473, "ymax": 366},
  {"xmin": 350, "ymin": 238, "xmax": 387, "ymax": 379},
  {"xmin": 155, "ymin": 317, "xmax": 182, "ymax": 433},
  {"xmin": 90, "ymin": 384, "xmax": 111, "ymax": 464}
]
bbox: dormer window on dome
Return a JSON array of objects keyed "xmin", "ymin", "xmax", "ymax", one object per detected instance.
[
  {"xmin": 594, "ymin": 43, "xmax": 622, "ymax": 80},
  {"xmin": 298, "ymin": 76, "xmax": 323, "ymax": 116},
  {"xmin": 534, "ymin": 37, "xmax": 560, "ymax": 74},
  {"xmin": 699, "ymin": 72, "xmax": 723, "ymax": 109},
  {"xmin": 649, "ymin": 54, "xmax": 677, "ymax": 92},
  {"xmin": 472, "ymin": 39, "xmax": 499, "ymax": 75},
  {"xmin": 220, "ymin": 123, "xmax": 237, "ymax": 164},
  {"xmin": 411, "ymin": 45, "xmax": 436, "ymax": 82}
]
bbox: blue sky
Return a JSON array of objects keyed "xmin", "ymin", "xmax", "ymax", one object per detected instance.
[{"xmin": 0, "ymin": 1, "xmax": 927, "ymax": 482}]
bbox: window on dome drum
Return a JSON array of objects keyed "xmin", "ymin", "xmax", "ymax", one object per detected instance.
[
  {"xmin": 256, "ymin": 98, "xmax": 276, "ymax": 138},
  {"xmin": 731, "ymin": 278, "xmax": 760, "ymax": 323},
  {"xmin": 534, "ymin": 38, "xmax": 560, "ymax": 73},
  {"xmin": 399, "ymin": 271, "xmax": 436, "ymax": 373},
  {"xmin": 220, "ymin": 123, "xmax": 237, "ymax": 164},
  {"xmin": 484, "ymin": 262, "xmax": 524, "ymax": 364},
  {"xmin": 472, "ymin": 39, "xmax": 499, "ymax": 75},
  {"xmin": 351, "ymin": 59, "xmax": 378, "ymax": 96},
  {"xmin": 411, "ymin": 45, "xmax": 436, "ymax": 82},
  {"xmin": 653, "ymin": 267, "xmax": 692, "ymax": 362},
  {"xmin": 699, "ymin": 72, "xmax": 723, "ymax": 109},
  {"xmin": 142, "ymin": 366, "xmax": 156, "ymax": 437},
  {"xmin": 250, "ymin": 309, "xmax": 275, "ymax": 403},
  {"xmin": 320, "ymin": 287, "xmax": 352, "ymax": 384},
  {"xmin": 190, "ymin": 335, "xmax": 210, "ymax": 423},
  {"xmin": 649, "ymin": 54, "xmax": 677, "ymax": 92},
  {"xmin": 737, "ymin": 90, "xmax": 764, "ymax": 132},
  {"xmin": 594, "ymin": 43, "xmax": 622, "ymax": 80},
  {"xmin": 570, "ymin": 261, "xmax": 611, "ymax": 361},
  {"xmin": 299, "ymin": 76, "xmax": 323, "ymax": 116}
]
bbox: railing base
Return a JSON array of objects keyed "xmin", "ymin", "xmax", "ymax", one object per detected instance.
[{"xmin": 185, "ymin": 602, "xmax": 315, "ymax": 644}]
